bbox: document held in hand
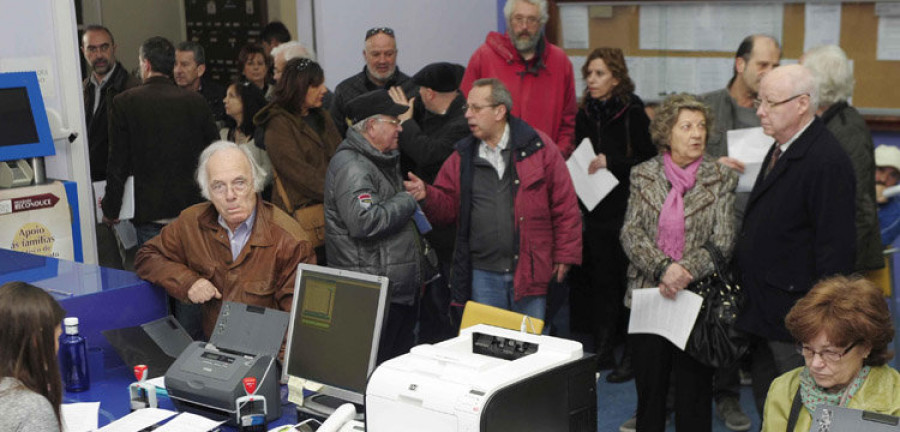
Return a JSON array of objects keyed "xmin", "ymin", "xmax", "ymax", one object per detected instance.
[
  {"xmin": 566, "ymin": 138, "xmax": 619, "ymax": 211},
  {"xmin": 726, "ymin": 127, "xmax": 773, "ymax": 192}
]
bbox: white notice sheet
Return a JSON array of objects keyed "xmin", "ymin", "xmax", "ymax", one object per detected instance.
[
  {"xmin": 560, "ymin": 5, "xmax": 589, "ymax": 49},
  {"xmin": 566, "ymin": 138, "xmax": 619, "ymax": 211},
  {"xmin": 61, "ymin": 402, "xmax": 100, "ymax": 432},
  {"xmin": 97, "ymin": 407, "xmax": 177, "ymax": 432},
  {"xmin": 804, "ymin": 4, "xmax": 841, "ymax": 53},
  {"xmin": 628, "ymin": 288, "xmax": 703, "ymax": 350},
  {"xmin": 153, "ymin": 412, "xmax": 225, "ymax": 432},
  {"xmin": 727, "ymin": 127, "xmax": 773, "ymax": 192}
]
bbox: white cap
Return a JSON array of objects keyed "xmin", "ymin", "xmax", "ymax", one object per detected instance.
[
  {"xmin": 64, "ymin": 317, "xmax": 79, "ymax": 326},
  {"xmin": 875, "ymin": 145, "xmax": 900, "ymax": 173}
]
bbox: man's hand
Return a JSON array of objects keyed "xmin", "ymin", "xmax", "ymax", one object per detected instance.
[
  {"xmin": 587, "ymin": 153, "xmax": 607, "ymax": 174},
  {"xmin": 388, "ymin": 86, "xmax": 414, "ymax": 122},
  {"xmin": 659, "ymin": 262, "xmax": 692, "ymax": 299},
  {"xmin": 187, "ymin": 278, "xmax": 222, "ymax": 304},
  {"xmin": 102, "ymin": 216, "xmax": 120, "ymax": 226},
  {"xmin": 717, "ymin": 156, "xmax": 746, "ymax": 173},
  {"xmin": 552, "ymin": 263, "xmax": 571, "ymax": 283},
  {"xmin": 876, "ymin": 183, "xmax": 888, "ymax": 204},
  {"xmin": 403, "ymin": 172, "xmax": 427, "ymax": 201}
]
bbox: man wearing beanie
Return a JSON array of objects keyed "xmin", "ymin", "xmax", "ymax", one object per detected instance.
[{"xmin": 875, "ymin": 144, "xmax": 900, "ymax": 245}]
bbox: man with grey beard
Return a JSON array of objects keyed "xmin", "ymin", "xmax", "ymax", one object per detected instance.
[
  {"xmin": 460, "ymin": 0, "xmax": 577, "ymax": 157},
  {"xmin": 329, "ymin": 27, "xmax": 416, "ymax": 136}
]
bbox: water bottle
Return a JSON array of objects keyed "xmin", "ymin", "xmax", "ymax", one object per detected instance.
[{"xmin": 60, "ymin": 317, "xmax": 90, "ymax": 392}]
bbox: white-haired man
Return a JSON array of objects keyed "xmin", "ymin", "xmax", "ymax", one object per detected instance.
[
  {"xmin": 136, "ymin": 141, "xmax": 314, "ymax": 340},
  {"xmin": 736, "ymin": 64, "xmax": 856, "ymax": 416},
  {"xmin": 270, "ymin": 41, "xmax": 333, "ymax": 107},
  {"xmin": 460, "ymin": 0, "xmax": 577, "ymax": 157}
]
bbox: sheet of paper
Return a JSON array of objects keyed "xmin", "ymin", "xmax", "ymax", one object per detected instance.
[
  {"xmin": 146, "ymin": 375, "xmax": 166, "ymax": 389},
  {"xmin": 92, "ymin": 177, "xmax": 135, "ymax": 221},
  {"xmin": 727, "ymin": 127, "xmax": 773, "ymax": 192},
  {"xmin": 566, "ymin": 138, "xmax": 619, "ymax": 211},
  {"xmin": 876, "ymin": 2, "xmax": 900, "ymax": 17},
  {"xmin": 569, "ymin": 55, "xmax": 586, "ymax": 100},
  {"xmin": 628, "ymin": 288, "xmax": 703, "ymax": 350},
  {"xmin": 560, "ymin": 5, "xmax": 590, "ymax": 49},
  {"xmin": 61, "ymin": 402, "xmax": 100, "ymax": 432},
  {"xmin": 115, "ymin": 220, "xmax": 138, "ymax": 250},
  {"xmin": 97, "ymin": 407, "xmax": 176, "ymax": 432},
  {"xmin": 639, "ymin": 4, "xmax": 782, "ymax": 52},
  {"xmin": 804, "ymin": 4, "xmax": 841, "ymax": 52},
  {"xmin": 877, "ymin": 17, "xmax": 900, "ymax": 60},
  {"xmin": 153, "ymin": 412, "xmax": 224, "ymax": 432}
]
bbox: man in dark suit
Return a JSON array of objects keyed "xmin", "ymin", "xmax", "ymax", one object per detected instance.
[
  {"xmin": 735, "ymin": 64, "xmax": 856, "ymax": 416},
  {"xmin": 81, "ymin": 25, "xmax": 140, "ymax": 269},
  {"xmin": 102, "ymin": 36, "xmax": 218, "ymax": 246}
]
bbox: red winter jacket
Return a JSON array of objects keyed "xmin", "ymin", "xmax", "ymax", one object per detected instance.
[
  {"xmin": 461, "ymin": 32, "xmax": 577, "ymax": 158},
  {"xmin": 423, "ymin": 117, "xmax": 582, "ymax": 302}
]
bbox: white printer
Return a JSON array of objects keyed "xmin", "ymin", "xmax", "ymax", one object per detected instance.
[{"xmin": 366, "ymin": 324, "xmax": 597, "ymax": 432}]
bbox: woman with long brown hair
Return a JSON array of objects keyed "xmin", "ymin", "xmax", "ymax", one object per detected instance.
[{"xmin": 0, "ymin": 281, "xmax": 67, "ymax": 431}]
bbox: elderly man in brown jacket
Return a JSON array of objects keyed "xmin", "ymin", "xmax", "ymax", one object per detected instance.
[{"xmin": 136, "ymin": 141, "xmax": 314, "ymax": 339}]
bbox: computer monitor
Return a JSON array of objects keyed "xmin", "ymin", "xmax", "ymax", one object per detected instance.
[
  {"xmin": 0, "ymin": 71, "xmax": 55, "ymax": 161},
  {"xmin": 282, "ymin": 264, "xmax": 389, "ymax": 407}
]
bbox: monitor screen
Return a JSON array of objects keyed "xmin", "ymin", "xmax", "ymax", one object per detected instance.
[
  {"xmin": 0, "ymin": 72, "xmax": 54, "ymax": 161},
  {"xmin": 283, "ymin": 264, "xmax": 389, "ymax": 406}
]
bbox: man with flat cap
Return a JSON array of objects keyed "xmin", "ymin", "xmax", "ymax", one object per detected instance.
[
  {"xmin": 389, "ymin": 62, "xmax": 470, "ymax": 343},
  {"xmin": 324, "ymin": 89, "xmax": 426, "ymax": 362}
]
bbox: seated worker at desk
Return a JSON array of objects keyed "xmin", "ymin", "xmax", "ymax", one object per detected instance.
[{"xmin": 135, "ymin": 141, "xmax": 315, "ymax": 340}]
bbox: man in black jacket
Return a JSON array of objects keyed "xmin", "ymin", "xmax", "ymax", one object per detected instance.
[
  {"xmin": 81, "ymin": 25, "xmax": 140, "ymax": 269},
  {"xmin": 174, "ymin": 41, "xmax": 226, "ymax": 126},
  {"xmin": 102, "ymin": 36, "xmax": 218, "ymax": 247}
]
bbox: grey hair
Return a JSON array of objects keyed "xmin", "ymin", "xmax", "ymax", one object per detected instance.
[
  {"xmin": 802, "ymin": 45, "xmax": 854, "ymax": 107},
  {"xmin": 271, "ymin": 40, "xmax": 317, "ymax": 62},
  {"xmin": 195, "ymin": 140, "xmax": 267, "ymax": 200},
  {"xmin": 351, "ymin": 115, "xmax": 379, "ymax": 134},
  {"xmin": 794, "ymin": 65, "xmax": 820, "ymax": 111},
  {"xmin": 472, "ymin": 78, "xmax": 513, "ymax": 114},
  {"xmin": 503, "ymin": 0, "xmax": 549, "ymax": 25}
]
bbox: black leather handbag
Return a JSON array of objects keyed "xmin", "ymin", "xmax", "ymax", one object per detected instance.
[{"xmin": 684, "ymin": 242, "xmax": 749, "ymax": 368}]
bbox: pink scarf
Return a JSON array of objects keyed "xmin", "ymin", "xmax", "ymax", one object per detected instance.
[{"xmin": 657, "ymin": 153, "xmax": 702, "ymax": 260}]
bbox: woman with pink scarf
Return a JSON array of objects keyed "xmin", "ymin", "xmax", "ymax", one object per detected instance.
[{"xmin": 620, "ymin": 93, "xmax": 738, "ymax": 432}]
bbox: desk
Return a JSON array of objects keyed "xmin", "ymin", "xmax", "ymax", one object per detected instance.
[{"xmin": 64, "ymin": 365, "xmax": 298, "ymax": 430}]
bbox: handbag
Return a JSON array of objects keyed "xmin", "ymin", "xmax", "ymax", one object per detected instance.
[
  {"xmin": 684, "ymin": 242, "xmax": 748, "ymax": 368},
  {"xmin": 273, "ymin": 172, "xmax": 326, "ymax": 248}
]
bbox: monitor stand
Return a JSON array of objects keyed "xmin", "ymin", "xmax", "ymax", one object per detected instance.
[{"xmin": 296, "ymin": 393, "xmax": 365, "ymax": 422}]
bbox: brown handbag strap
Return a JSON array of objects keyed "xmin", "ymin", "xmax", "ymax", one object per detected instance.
[{"xmin": 272, "ymin": 170, "xmax": 294, "ymax": 212}]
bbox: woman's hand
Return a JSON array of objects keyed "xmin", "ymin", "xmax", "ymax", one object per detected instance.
[
  {"xmin": 659, "ymin": 263, "xmax": 693, "ymax": 299},
  {"xmin": 588, "ymin": 153, "xmax": 608, "ymax": 174}
]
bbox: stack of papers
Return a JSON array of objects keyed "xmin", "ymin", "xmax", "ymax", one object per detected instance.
[{"xmin": 628, "ymin": 288, "xmax": 703, "ymax": 350}]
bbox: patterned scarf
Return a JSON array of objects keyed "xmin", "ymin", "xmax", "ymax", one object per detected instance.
[
  {"xmin": 799, "ymin": 365, "xmax": 871, "ymax": 414},
  {"xmin": 657, "ymin": 153, "xmax": 702, "ymax": 260}
]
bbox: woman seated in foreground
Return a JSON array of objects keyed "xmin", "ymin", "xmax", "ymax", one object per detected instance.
[
  {"xmin": 762, "ymin": 275, "xmax": 900, "ymax": 431},
  {"xmin": 0, "ymin": 281, "xmax": 67, "ymax": 431}
]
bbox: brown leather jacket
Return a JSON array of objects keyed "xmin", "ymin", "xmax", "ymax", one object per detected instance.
[{"xmin": 135, "ymin": 199, "xmax": 315, "ymax": 338}]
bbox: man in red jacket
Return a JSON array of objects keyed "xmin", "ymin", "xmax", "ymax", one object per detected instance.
[
  {"xmin": 404, "ymin": 78, "xmax": 581, "ymax": 322},
  {"xmin": 460, "ymin": 0, "xmax": 577, "ymax": 158}
]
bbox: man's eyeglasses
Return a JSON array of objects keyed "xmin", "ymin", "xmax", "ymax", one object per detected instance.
[
  {"xmin": 753, "ymin": 93, "xmax": 809, "ymax": 110},
  {"xmin": 463, "ymin": 103, "xmax": 500, "ymax": 113},
  {"xmin": 85, "ymin": 43, "xmax": 111, "ymax": 54},
  {"xmin": 210, "ymin": 178, "xmax": 250, "ymax": 196},
  {"xmin": 796, "ymin": 340, "xmax": 860, "ymax": 363},
  {"xmin": 366, "ymin": 27, "xmax": 395, "ymax": 40},
  {"xmin": 511, "ymin": 15, "xmax": 541, "ymax": 26}
]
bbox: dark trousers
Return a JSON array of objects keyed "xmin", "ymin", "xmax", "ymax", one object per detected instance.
[
  {"xmin": 632, "ymin": 333, "xmax": 714, "ymax": 432},
  {"xmin": 713, "ymin": 361, "xmax": 741, "ymax": 402},
  {"xmin": 584, "ymin": 220, "xmax": 629, "ymax": 349},
  {"xmin": 748, "ymin": 335, "xmax": 804, "ymax": 418},
  {"xmin": 96, "ymin": 223, "xmax": 125, "ymax": 269},
  {"xmin": 377, "ymin": 302, "xmax": 418, "ymax": 364},
  {"xmin": 417, "ymin": 261, "xmax": 456, "ymax": 344}
]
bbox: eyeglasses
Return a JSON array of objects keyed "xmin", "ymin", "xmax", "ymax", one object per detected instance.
[
  {"xmin": 210, "ymin": 178, "xmax": 251, "ymax": 196},
  {"xmin": 511, "ymin": 15, "xmax": 541, "ymax": 26},
  {"xmin": 796, "ymin": 340, "xmax": 860, "ymax": 363},
  {"xmin": 366, "ymin": 27, "xmax": 395, "ymax": 40},
  {"xmin": 85, "ymin": 43, "xmax": 111, "ymax": 54},
  {"xmin": 463, "ymin": 103, "xmax": 500, "ymax": 113},
  {"xmin": 753, "ymin": 93, "xmax": 809, "ymax": 110},
  {"xmin": 373, "ymin": 117, "xmax": 401, "ymax": 126}
]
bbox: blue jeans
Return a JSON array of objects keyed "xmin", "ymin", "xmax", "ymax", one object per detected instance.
[
  {"xmin": 135, "ymin": 222, "xmax": 165, "ymax": 248},
  {"xmin": 471, "ymin": 269, "xmax": 546, "ymax": 321}
]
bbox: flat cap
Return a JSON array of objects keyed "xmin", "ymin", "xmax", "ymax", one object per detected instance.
[
  {"xmin": 876, "ymin": 145, "xmax": 900, "ymax": 172},
  {"xmin": 346, "ymin": 89, "xmax": 408, "ymax": 123},
  {"xmin": 412, "ymin": 62, "xmax": 465, "ymax": 92}
]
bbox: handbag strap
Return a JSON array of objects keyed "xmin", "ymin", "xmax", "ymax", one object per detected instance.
[
  {"xmin": 702, "ymin": 242, "xmax": 732, "ymax": 285},
  {"xmin": 272, "ymin": 170, "xmax": 294, "ymax": 212},
  {"xmin": 786, "ymin": 385, "xmax": 803, "ymax": 432}
]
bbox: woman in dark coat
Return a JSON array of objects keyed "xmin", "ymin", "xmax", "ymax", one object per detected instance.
[{"xmin": 573, "ymin": 47, "xmax": 656, "ymax": 380}]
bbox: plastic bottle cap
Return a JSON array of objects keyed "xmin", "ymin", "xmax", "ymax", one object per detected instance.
[{"xmin": 64, "ymin": 317, "xmax": 79, "ymax": 326}]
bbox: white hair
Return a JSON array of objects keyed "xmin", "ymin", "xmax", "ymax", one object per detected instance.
[
  {"xmin": 503, "ymin": 0, "xmax": 549, "ymax": 25},
  {"xmin": 270, "ymin": 40, "xmax": 317, "ymax": 62},
  {"xmin": 195, "ymin": 140, "xmax": 267, "ymax": 200},
  {"xmin": 351, "ymin": 115, "xmax": 379, "ymax": 134},
  {"xmin": 802, "ymin": 45, "xmax": 854, "ymax": 108}
]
